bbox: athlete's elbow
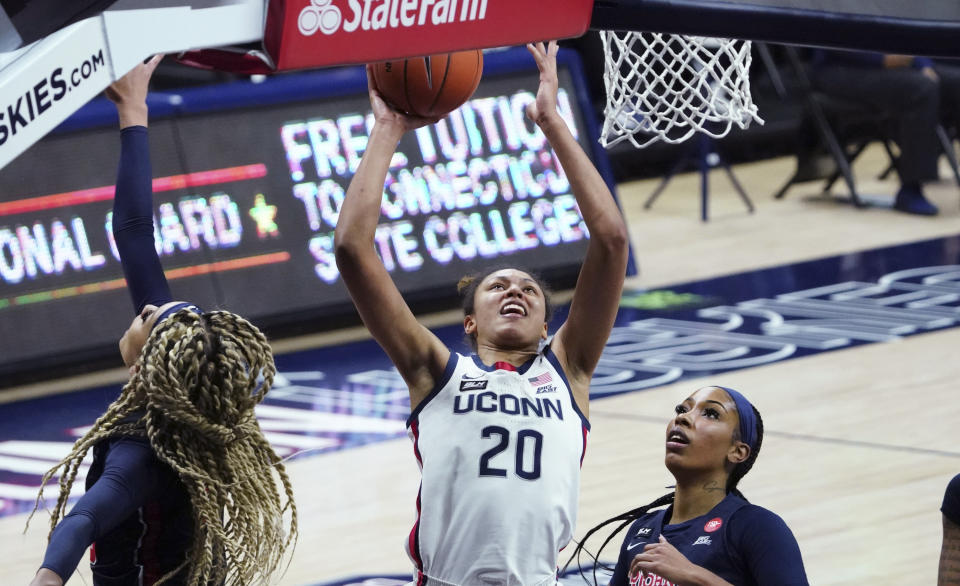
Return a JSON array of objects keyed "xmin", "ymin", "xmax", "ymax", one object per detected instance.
[
  {"xmin": 334, "ymin": 230, "xmax": 375, "ymax": 271},
  {"xmin": 334, "ymin": 219, "xmax": 362, "ymax": 253},
  {"xmin": 333, "ymin": 235, "xmax": 360, "ymax": 266},
  {"xmin": 595, "ymin": 220, "xmax": 629, "ymax": 255}
]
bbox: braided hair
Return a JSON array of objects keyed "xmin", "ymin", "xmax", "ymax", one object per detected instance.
[
  {"xmin": 563, "ymin": 402, "xmax": 765, "ymax": 585},
  {"xmin": 31, "ymin": 309, "xmax": 298, "ymax": 586}
]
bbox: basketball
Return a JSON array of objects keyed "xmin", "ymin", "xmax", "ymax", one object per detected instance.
[{"xmin": 371, "ymin": 50, "xmax": 483, "ymax": 118}]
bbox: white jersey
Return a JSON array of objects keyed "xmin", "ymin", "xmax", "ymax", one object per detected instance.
[{"xmin": 405, "ymin": 346, "xmax": 589, "ymax": 586}]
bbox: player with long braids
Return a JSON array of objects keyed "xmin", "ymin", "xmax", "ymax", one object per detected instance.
[
  {"xmin": 566, "ymin": 385, "xmax": 807, "ymax": 586},
  {"xmin": 27, "ymin": 57, "xmax": 297, "ymax": 586},
  {"xmin": 335, "ymin": 41, "xmax": 629, "ymax": 585}
]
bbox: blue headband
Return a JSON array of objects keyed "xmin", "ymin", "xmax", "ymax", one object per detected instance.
[
  {"xmin": 152, "ymin": 302, "xmax": 203, "ymax": 329},
  {"xmin": 718, "ymin": 386, "xmax": 757, "ymax": 452}
]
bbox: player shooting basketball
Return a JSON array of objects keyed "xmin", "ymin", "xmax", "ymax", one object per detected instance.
[
  {"xmin": 27, "ymin": 57, "xmax": 297, "ymax": 586},
  {"xmin": 334, "ymin": 40, "xmax": 629, "ymax": 585},
  {"xmin": 567, "ymin": 385, "xmax": 808, "ymax": 586}
]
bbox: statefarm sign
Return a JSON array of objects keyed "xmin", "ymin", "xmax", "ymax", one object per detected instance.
[{"xmin": 263, "ymin": 0, "xmax": 594, "ymax": 70}]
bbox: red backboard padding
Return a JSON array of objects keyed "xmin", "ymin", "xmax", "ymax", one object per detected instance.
[{"xmin": 180, "ymin": 0, "xmax": 593, "ymax": 73}]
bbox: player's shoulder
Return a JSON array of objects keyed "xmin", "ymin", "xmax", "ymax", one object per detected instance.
[
  {"xmin": 727, "ymin": 500, "xmax": 794, "ymax": 537},
  {"xmin": 943, "ymin": 473, "xmax": 960, "ymax": 524},
  {"xmin": 947, "ymin": 473, "xmax": 960, "ymax": 496}
]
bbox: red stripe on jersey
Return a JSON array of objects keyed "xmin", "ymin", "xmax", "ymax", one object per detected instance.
[
  {"xmin": 580, "ymin": 425, "xmax": 589, "ymax": 467},
  {"xmin": 408, "ymin": 421, "xmax": 425, "ymax": 575},
  {"xmin": 408, "ymin": 515, "xmax": 423, "ymax": 571},
  {"xmin": 493, "ymin": 361, "xmax": 517, "ymax": 372},
  {"xmin": 411, "ymin": 420, "xmax": 423, "ymax": 466},
  {"xmin": 141, "ymin": 502, "xmax": 163, "ymax": 584}
]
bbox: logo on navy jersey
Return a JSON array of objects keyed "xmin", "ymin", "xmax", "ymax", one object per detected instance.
[
  {"xmin": 636, "ymin": 527, "xmax": 653, "ymax": 537},
  {"xmin": 704, "ymin": 517, "xmax": 723, "ymax": 532},
  {"xmin": 459, "ymin": 379, "xmax": 488, "ymax": 392},
  {"xmin": 693, "ymin": 535, "xmax": 712, "ymax": 546},
  {"xmin": 630, "ymin": 572, "xmax": 675, "ymax": 586}
]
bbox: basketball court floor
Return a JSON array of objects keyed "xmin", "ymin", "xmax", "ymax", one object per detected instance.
[{"xmin": 1, "ymin": 144, "xmax": 959, "ymax": 585}]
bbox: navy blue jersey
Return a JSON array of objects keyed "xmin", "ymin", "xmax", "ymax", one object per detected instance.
[
  {"xmin": 944, "ymin": 474, "xmax": 960, "ymax": 526},
  {"xmin": 41, "ymin": 438, "xmax": 193, "ymax": 585},
  {"xmin": 609, "ymin": 494, "xmax": 808, "ymax": 586},
  {"xmin": 40, "ymin": 126, "xmax": 196, "ymax": 583}
]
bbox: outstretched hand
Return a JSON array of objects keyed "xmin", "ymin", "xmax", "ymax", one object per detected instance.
[
  {"xmin": 365, "ymin": 65, "xmax": 441, "ymax": 133},
  {"xmin": 525, "ymin": 40, "xmax": 560, "ymax": 126},
  {"xmin": 105, "ymin": 55, "xmax": 162, "ymax": 128}
]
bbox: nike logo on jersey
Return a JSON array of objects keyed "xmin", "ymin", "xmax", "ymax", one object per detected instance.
[
  {"xmin": 461, "ymin": 372, "xmax": 486, "ymax": 380},
  {"xmin": 693, "ymin": 536, "xmax": 712, "ymax": 546},
  {"xmin": 626, "ymin": 541, "xmax": 647, "ymax": 551}
]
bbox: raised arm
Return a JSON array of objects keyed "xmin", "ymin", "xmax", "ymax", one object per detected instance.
[
  {"xmin": 334, "ymin": 68, "xmax": 449, "ymax": 407},
  {"xmin": 106, "ymin": 56, "xmax": 173, "ymax": 314},
  {"xmin": 530, "ymin": 42, "xmax": 629, "ymax": 405}
]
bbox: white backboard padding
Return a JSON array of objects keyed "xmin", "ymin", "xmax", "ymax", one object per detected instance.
[{"xmin": 0, "ymin": 0, "xmax": 265, "ymax": 171}]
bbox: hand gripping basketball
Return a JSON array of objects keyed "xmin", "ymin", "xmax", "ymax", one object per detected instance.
[
  {"xmin": 365, "ymin": 66, "xmax": 442, "ymax": 131},
  {"xmin": 370, "ymin": 50, "xmax": 483, "ymax": 118},
  {"xmin": 298, "ymin": 0, "xmax": 342, "ymax": 36}
]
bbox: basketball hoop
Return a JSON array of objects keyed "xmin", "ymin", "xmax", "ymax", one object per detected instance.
[{"xmin": 599, "ymin": 31, "xmax": 762, "ymax": 149}]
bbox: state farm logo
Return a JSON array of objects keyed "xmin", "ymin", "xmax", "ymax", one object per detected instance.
[
  {"xmin": 298, "ymin": 0, "xmax": 342, "ymax": 35},
  {"xmin": 298, "ymin": 0, "xmax": 489, "ymax": 36}
]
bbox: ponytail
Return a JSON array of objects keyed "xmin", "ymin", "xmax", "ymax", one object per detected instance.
[{"xmin": 561, "ymin": 492, "xmax": 675, "ymax": 585}]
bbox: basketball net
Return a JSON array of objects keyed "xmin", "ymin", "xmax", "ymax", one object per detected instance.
[{"xmin": 599, "ymin": 31, "xmax": 762, "ymax": 149}]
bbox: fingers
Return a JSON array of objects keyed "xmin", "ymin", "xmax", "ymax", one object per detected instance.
[
  {"xmin": 525, "ymin": 102, "xmax": 535, "ymax": 121},
  {"xmin": 525, "ymin": 43, "xmax": 540, "ymax": 61},
  {"xmin": 144, "ymin": 54, "xmax": 163, "ymax": 75},
  {"xmin": 366, "ymin": 64, "xmax": 392, "ymax": 107},
  {"xmin": 366, "ymin": 64, "xmax": 377, "ymax": 92},
  {"xmin": 526, "ymin": 40, "xmax": 558, "ymax": 76},
  {"xmin": 526, "ymin": 41, "xmax": 555, "ymax": 59},
  {"xmin": 630, "ymin": 551, "xmax": 653, "ymax": 577}
]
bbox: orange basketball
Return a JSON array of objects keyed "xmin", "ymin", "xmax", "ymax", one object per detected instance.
[{"xmin": 371, "ymin": 50, "xmax": 483, "ymax": 118}]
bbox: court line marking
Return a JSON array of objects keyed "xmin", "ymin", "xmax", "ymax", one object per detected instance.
[{"xmin": 588, "ymin": 410, "xmax": 960, "ymax": 459}]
